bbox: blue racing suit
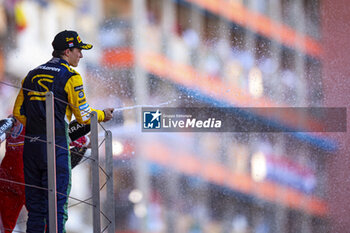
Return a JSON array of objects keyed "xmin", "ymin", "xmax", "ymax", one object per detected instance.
[{"xmin": 13, "ymin": 57, "xmax": 105, "ymax": 233}]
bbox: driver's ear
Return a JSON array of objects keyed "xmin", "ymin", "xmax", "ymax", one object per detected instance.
[{"xmin": 63, "ymin": 48, "xmax": 70, "ymax": 56}]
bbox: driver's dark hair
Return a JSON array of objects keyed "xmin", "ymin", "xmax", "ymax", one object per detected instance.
[{"xmin": 52, "ymin": 48, "xmax": 74, "ymax": 58}]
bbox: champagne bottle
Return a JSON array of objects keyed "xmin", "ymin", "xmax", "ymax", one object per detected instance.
[{"xmin": 0, "ymin": 118, "xmax": 15, "ymax": 144}]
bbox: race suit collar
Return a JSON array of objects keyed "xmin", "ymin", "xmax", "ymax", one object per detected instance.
[{"xmin": 49, "ymin": 57, "xmax": 70, "ymax": 66}]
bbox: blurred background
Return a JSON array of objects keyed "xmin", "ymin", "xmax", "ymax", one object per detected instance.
[{"xmin": 0, "ymin": 0, "xmax": 349, "ymax": 232}]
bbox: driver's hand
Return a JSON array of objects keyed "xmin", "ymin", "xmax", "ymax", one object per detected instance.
[{"xmin": 103, "ymin": 108, "xmax": 114, "ymax": 122}]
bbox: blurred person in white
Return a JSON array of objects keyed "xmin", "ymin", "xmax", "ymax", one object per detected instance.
[
  {"xmin": 13, "ymin": 30, "xmax": 114, "ymax": 233},
  {"xmin": 182, "ymin": 28, "xmax": 200, "ymax": 65}
]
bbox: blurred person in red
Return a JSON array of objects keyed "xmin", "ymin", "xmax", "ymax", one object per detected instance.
[
  {"xmin": 0, "ymin": 117, "xmax": 25, "ymax": 233},
  {"xmin": 0, "ymin": 118, "xmax": 90, "ymax": 233}
]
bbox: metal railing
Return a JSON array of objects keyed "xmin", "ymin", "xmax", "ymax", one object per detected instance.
[
  {"xmin": 45, "ymin": 92, "xmax": 115, "ymax": 233},
  {"xmin": 46, "ymin": 91, "xmax": 58, "ymax": 233}
]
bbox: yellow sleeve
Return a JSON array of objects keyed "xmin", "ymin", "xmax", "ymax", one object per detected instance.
[
  {"xmin": 64, "ymin": 74, "xmax": 105, "ymax": 124},
  {"xmin": 13, "ymin": 79, "xmax": 27, "ymax": 125}
]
